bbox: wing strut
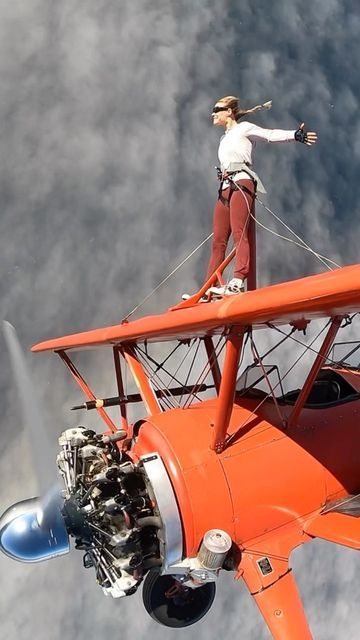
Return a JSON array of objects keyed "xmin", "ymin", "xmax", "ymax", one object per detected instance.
[
  {"xmin": 121, "ymin": 345, "xmax": 161, "ymax": 416},
  {"xmin": 171, "ymin": 247, "xmax": 236, "ymax": 310},
  {"xmin": 57, "ymin": 350, "xmax": 119, "ymax": 433},
  {"xmin": 211, "ymin": 326, "xmax": 244, "ymax": 452},
  {"xmin": 288, "ymin": 316, "xmax": 343, "ymax": 428}
]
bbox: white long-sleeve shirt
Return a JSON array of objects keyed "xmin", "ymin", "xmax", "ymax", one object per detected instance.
[{"xmin": 218, "ymin": 121, "xmax": 296, "ymax": 187}]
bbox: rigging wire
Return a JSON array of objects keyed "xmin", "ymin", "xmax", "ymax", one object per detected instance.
[
  {"xmin": 121, "ymin": 179, "xmax": 340, "ymax": 321},
  {"xmin": 137, "ymin": 344, "xmax": 197, "ymax": 395},
  {"xmin": 145, "ymin": 340, "xmax": 183, "ymax": 374},
  {"xmin": 253, "ymin": 316, "xmax": 360, "ymax": 401},
  {"xmin": 208, "ymin": 181, "xmax": 339, "ymax": 290},
  {"xmin": 184, "ymin": 334, "xmax": 227, "ymax": 409},
  {"xmin": 252, "ymin": 213, "xmax": 340, "ymax": 269},
  {"xmin": 119, "ymin": 177, "xmax": 345, "ymax": 420},
  {"xmin": 322, "ymin": 492, "xmax": 360, "ymax": 514},
  {"xmin": 255, "ymin": 195, "xmax": 340, "ymax": 270},
  {"xmin": 180, "ymin": 339, "xmax": 201, "ymax": 404},
  {"xmin": 172, "ymin": 340, "xmax": 198, "ymax": 382},
  {"xmin": 268, "ymin": 320, "xmax": 355, "ymax": 372},
  {"xmin": 227, "ymin": 314, "xmax": 360, "ymax": 450},
  {"xmin": 122, "ymin": 232, "xmax": 213, "ymax": 322},
  {"xmin": 135, "ymin": 343, "xmax": 205, "ymax": 407},
  {"xmin": 237, "ymin": 329, "xmax": 251, "ymax": 373},
  {"xmin": 230, "ymin": 179, "xmax": 339, "ymax": 271},
  {"xmin": 225, "ymin": 320, "xmax": 332, "ymax": 447},
  {"xmin": 249, "ymin": 335, "xmax": 285, "ymax": 426},
  {"xmin": 255, "ymin": 326, "xmax": 296, "ymax": 361},
  {"xmin": 274, "ymin": 320, "xmax": 331, "ymax": 386},
  {"xmin": 134, "ymin": 347, "xmax": 180, "ymax": 410}
]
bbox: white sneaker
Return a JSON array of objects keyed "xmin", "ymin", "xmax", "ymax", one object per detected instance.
[
  {"xmin": 207, "ymin": 284, "xmax": 226, "ymax": 296},
  {"xmin": 182, "ymin": 293, "xmax": 210, "ymax": 303},
  {"xmin": 224, "ymin": 278, "xmax": 244, "ymax": 295}
]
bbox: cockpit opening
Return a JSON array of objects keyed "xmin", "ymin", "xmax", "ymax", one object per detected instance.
[{"xmin": 235, "ymin": 361, "xmax": 360, "ymax": 408}]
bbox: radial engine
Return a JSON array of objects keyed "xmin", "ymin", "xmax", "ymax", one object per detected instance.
[{"xmin": 57, "ymin": 426, "xmax": 233, "ymax": 625}]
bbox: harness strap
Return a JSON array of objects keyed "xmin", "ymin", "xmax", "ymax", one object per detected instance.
[
  {"xmin": 228, "ymin": 162, "xmax": 266, "ymax": 193},
  {"xmin": 218, "ymin": 180, "xmax": 256, "ymax": 206},
  {"xmin": 217, "ymin": 162, "xmax": 267, "ymax": 196}
]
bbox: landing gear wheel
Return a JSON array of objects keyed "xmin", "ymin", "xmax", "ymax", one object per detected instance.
[{"xmin": 142, "ymin": 570, "xmax": 216, "ymax": 628}]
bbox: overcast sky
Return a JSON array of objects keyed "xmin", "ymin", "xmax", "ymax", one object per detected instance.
[{"xmin": 0, "ymin": 1, "xmax": 359, "ymax": 639}]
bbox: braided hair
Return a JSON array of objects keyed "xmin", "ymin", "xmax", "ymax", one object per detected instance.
[{"xmin": 216, "ymin": 95, "xmax": 272, "ymax": 121}]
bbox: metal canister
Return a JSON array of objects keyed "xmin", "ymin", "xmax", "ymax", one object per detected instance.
[{"xmin": 198, "ymin": 529, "xmax": 232, "ymax": 570}]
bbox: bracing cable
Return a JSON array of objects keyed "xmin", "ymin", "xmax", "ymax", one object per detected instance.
[
  {"xmin": 122, "ymin": 232, "xmax": 213, "ymax": 321},
  {"xmin": 255, "ymin": 195, "xmax": 340, "ymax": 270},
  {"xmin": 122, "ymin": 178, "xmax": 340, "ymax": 320},
  {"xmin": 226, "ymin": 320, "xmax": 332, "ymax": 446},
  {"xmin": 230, "ymin": 180, "xmax": 340, "ymax": 271},
  {"xmin": 184, "ymin": 334, "xmax": 227, "ymax": 409}
]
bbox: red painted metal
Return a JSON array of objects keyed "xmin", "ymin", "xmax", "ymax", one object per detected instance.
[
  {"xmin": 251, "ymin": 570, "xmax": 312, "ymax": 639},
  {"xmin": 31, "ymin": 263, "xmax": 360, "ymax": 638},
  {"xmin": 121, "ymin": 345, "xmax": 161, "ymax": 416},
  {"xmin": 132, "ymin": 390, "xmax": 360, "ymax": 637},
  {"xmin": 211, "ymin": 327, "xmax": 244, "ymax": 452},
  {"xmin": 304, "ymin": 511, "xmax": 360, "ymax": 549},
  {"xmin": 173, "ymin": 247, "xmax": 236, "ymax": 309},
  {"xmin": 32, "ymin": 264, "xmax": 360, "ymax": 352},
  {"xmin": 57, "ymin": 350, "xmax": 118, "ymax": 433},
  {"xmin": 288, "ymin": 316, "xmax": 342, "ymax": 428}
]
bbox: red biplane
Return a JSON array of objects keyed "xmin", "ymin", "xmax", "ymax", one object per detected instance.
[{"xmin": 1, "ymin": 238, "xmax": 360, "ymax": 640}]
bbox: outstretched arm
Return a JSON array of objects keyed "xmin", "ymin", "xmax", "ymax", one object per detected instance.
[{"xmin": 243, "ymin": 121, "xmax": 317, "ymax": 145}]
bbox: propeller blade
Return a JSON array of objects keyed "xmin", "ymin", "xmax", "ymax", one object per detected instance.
[
  {"xmin": 37, "ymin": 484, "xmax": 64, "ymax": 528},
  {"xmin": 2, "ymin": 321, "xmax": 59, "ymax": 495},
  {"xmin": 1, "ymin": 322, "xmax": 69, "ymax": 563}
]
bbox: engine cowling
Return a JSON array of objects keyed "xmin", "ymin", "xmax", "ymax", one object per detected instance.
[{"xmin": 0, "ymin": 425, "xmax": 232, "ymax": 626}]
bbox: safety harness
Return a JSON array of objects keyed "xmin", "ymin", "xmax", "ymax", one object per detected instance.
[{"xmin": 216, "ymin": 161, "xmax": 265, "ymax": 205}]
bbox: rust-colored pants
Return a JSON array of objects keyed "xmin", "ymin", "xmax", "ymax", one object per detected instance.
[{"xmin": 206, "ymin": 179, "xmax": 255, "ymax": 281}]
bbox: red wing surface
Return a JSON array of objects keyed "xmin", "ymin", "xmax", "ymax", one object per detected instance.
[{"xmin": 32, "ymin": 264, "xmax": 360, "ymax": 353}]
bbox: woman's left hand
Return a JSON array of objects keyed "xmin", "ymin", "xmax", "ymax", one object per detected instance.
[{"xmin": 295, "ymin": 122, "xmax": 318, "ymax": 146}]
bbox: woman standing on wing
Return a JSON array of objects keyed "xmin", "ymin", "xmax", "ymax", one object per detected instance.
[{"xmin": 204, "ymin": 95, "xmax": 317, "ymax": 296}]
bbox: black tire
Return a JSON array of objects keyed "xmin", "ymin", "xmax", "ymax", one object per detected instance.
[{"xmin": 142, "ymin": 570, "xmax": 216, "ymax": 628}]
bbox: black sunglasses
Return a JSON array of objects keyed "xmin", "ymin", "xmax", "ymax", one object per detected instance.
[{"xmin": 212, "ymin": 106, "xmax": 229, "ymax": 114}]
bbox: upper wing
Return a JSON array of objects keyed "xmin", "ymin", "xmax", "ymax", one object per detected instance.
[{"xmin": 32, "ymin": 264, "xmax": 360, "ymax": 353}]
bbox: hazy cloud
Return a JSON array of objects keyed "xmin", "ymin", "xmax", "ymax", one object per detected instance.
[{"xmin": 1, "ymin": 1, "xmax": 359, "ymax": 639}]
